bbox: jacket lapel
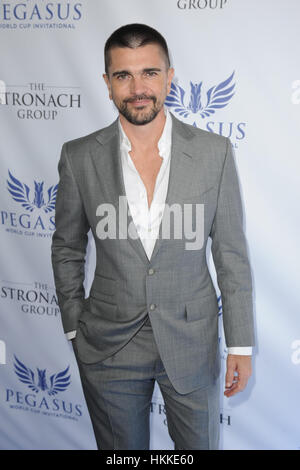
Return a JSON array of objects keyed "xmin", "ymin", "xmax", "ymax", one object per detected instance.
[
  {"xmin": 149, "ymin": 114, "xmax": 196, "ymax": 262},
  {"xmin": 93, "ymin": 119, "xmax": 150, "ymax": 265}
]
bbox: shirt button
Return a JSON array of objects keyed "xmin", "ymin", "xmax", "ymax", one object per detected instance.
[
  {"xmin": 148, "ymin": 268, "xmax": 155, "ymax": 275},
  {"xmin": 149, "ymin": 303, "xmax": 156, "ymax": 311}
]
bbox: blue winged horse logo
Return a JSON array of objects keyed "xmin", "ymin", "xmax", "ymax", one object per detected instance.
[
  {"xmin": 7, "ymin": 170, "xmax": 58, "ymax": 213},
  {"xmin": 14, "ymin": 356, "xmax": 71, "ymax": 396},
  {"xmin": 165, "ymin": 71, "xmax": 235, "ymax": 118}
]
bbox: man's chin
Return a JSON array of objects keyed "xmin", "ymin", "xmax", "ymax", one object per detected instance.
[{"xmin": 120, "ymin": 109, "xmax": 160, "ymax": 126}]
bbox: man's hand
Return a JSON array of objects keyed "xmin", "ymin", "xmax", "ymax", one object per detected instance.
[{"xmin": 224, "ymin": 354, "xmax": 252, "ymax": 397}]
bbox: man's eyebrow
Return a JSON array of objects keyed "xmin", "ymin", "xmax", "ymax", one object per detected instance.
[
  {"xmin": 112, "ymin": 70, "xmax": 130, "ymax": 77},
  {"xmin": 112, "ymin": 67, "xmax": 162, "ymax": 77},
  {"xmin": 143, "ymin": 68, "xmax": 162, "ymax": 73}
]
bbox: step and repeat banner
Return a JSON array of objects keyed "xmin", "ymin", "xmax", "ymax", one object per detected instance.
[{"xmin": 1, "ymin": 0, "xmax": 300, "ymax": 450}]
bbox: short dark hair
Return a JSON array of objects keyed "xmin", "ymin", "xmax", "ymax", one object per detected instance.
[{"xmin": 104, "ymin": 23, "xmax": 171, "ymax": 75}]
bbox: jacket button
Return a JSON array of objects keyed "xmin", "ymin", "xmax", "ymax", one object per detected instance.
[
  {"xmin": 148, "ymin": 268, "xmax": 155, "ymax": 275},
  {"xmin": 149, "ymin": 303, "xmax": 156, "ymax": 311}
]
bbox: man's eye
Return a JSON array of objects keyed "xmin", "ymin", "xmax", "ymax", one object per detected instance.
[
  {"xmin": 145, "ymin": 71, "xmax": 158, "ymax": 77},
  {"xmin": 117, "ymin": 74, "xmax": 129, "ymax": 80}
]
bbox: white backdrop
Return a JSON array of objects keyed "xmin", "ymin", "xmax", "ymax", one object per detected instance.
[{"xmin": 1, "ymin": 0, "xmax": 300, "ymax": 450}]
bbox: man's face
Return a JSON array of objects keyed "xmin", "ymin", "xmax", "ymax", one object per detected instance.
[{"xmin": 103, "ymin": 44, "xmax": 174, "ymax": 125}]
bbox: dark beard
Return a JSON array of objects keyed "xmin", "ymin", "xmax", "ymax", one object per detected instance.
[{"xmin": 117, "ymin": 94, "xmax": 162, "ymax": 126}]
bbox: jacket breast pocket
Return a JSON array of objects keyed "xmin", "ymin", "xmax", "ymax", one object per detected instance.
[{"xmin": 181, "ymin": 185, "xmax": 215, "ymax": 203}]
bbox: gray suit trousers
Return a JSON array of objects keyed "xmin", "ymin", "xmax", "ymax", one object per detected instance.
[{"xmin": 73, "ymin": 315, "xmax": 220, "ymax": 450}]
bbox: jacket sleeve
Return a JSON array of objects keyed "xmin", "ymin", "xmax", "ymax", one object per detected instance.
[
  {"xmin": 210, "ymin": 138, "xmax": 255, "ymax": 348},
  {"xmin": 51, "ymin": 142, "xmax": 90, "ymax": 333}
]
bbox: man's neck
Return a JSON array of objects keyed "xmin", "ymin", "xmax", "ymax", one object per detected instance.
[{"xmin": 119, "ymin": 107, "xmax": 166, "ymax": 151}]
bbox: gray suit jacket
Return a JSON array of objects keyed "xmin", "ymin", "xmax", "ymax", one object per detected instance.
[{"xmin": 51, "ymin": 113, "xmax": 255, "ymax": 394}]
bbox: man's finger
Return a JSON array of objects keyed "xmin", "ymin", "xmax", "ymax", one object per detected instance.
[
  {"xmin": 224, "ymin": 372, "xmax": 249, "ymax": 397},
  {"xmin": 224, "ymin": 376, "xmax": 242, "ymax": 396},
  {"xmin": 225, "ymin": 365, "xmax": 236, "ymax": 388}
]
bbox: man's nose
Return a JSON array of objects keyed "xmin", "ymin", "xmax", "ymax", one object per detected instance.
[{"xmin": 129, "ymin": 75, "xmax": 146, "ymax": 95}]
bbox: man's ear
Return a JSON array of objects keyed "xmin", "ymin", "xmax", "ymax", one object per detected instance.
[
  {"xmin": 103, "ymin": 73, "xmax": 112, "ymax": 100},
  {"xmin": 167, "ymin": 67, "xmax": 175, "ymax": 95}
]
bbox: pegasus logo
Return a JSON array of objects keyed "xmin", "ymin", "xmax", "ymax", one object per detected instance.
[
  {"xmin": 33, "ymin": 182, "xmax": 45, "ymax": 208},
  {"xmin": 14, "ymin": 356, "xmax": 71, "ymax": 396},
  {"xmin": 165, "ymin": 71, "xmax": 235, "ymax": 118},
  {"xmin": 7, "ymin": 170, "xmax": 58, "ymax": 213},
  {"xmin": 188, "ymin": 83, "xmax": 202, "ymax": 114}
]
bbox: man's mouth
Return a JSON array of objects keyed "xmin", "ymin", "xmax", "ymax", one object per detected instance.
[
  {"xmin": 125, "ymin": 95, "xmax": 155, "ymax": 107},
  {"xmin": 131, "ymin": 99, "xmax": 151, "ymax": 107}
]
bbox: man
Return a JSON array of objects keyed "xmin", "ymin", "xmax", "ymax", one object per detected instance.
[{"xmin": 51, "ymin": 24, "xmax": 255, "ymax": 450}]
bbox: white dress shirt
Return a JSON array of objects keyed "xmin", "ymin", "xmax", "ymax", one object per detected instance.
[{"xmin": 66, "ymin": 108, "xmax": 252, "ymax": 355}]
